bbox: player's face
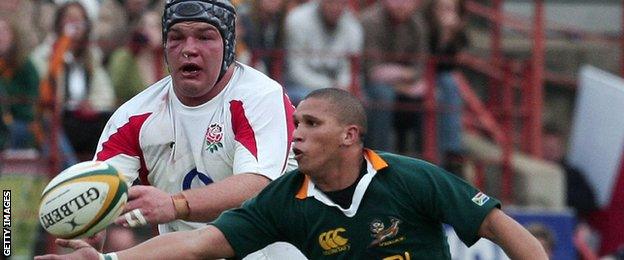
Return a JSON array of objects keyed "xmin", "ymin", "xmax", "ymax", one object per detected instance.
[
  {"xmin": 260, "ymin": 0, "xmax": 284, "ymax": 15},
  {"xmin": 382, "ymin": 0, "xmax": 421, "ymax": 22},
  {"xmin": 138, "ymin": 12, "xmax": 162, "ymax": 49},
  {"xmin": 320, "ymin": 0, "xmax": 347, "ymax": 27},
  {"xmin": 292, "ymin": 98, "xmax": 346, "ymax": 175},
  {"xmin": 61, "ymin": 5, "xmax": 88, "ymax": 42},
  {"xmin": 165, "ymin": 22, "xmax": 224, "ymax": 106}
]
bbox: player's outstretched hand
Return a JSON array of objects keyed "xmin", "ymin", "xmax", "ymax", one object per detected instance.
[
  {"xmin": 34, "ymin": 239, "xmax": 100, "ymax": 260},
  {"xmin": 82, "ymin": 230, "xmax": 106, "ymax": 251},
  {"xmin": 114, "ymin": 185, "xmax": 177, "ymax": 227}
]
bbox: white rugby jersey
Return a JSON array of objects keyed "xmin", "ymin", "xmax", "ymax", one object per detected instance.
[{"xmin": 94, "ymin": 62, "xmax": 297, "ymax": 232}]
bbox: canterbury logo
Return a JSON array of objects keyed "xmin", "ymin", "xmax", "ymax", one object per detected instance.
[{"xmin": 319, "ymin": 228, "xmax": 349, "ymax": 250}]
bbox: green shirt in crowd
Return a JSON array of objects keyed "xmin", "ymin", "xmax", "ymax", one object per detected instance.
[
  {"xmin": 0, "ymin": 59, "xmax": 39, "ymax": 148},
  {"xmin": 108, "ymin": 48, "xmax": 167, "ymax": 104},
  {"xmin": 212, "ymin": 149, "xmax": 501, "ymax": 259}
]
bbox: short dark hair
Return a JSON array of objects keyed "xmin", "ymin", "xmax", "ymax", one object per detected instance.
[{"xmin": 303, "ymin": 88, "xmax": 367, "ymax": 137}]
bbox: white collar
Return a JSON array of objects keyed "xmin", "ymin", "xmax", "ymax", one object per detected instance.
[{"xmin": 295, "ymin": 149, "xmax": 389, "ymax": 217}]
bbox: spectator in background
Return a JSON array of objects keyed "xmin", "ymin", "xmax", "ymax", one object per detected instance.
[
  {"xmin": 0, "ymin": 0, "xmax": 41, "ymax": 51},
  {"xmin": 0, "ymin": 17, "xmax": 40, "ymax": 149},
  {"xmin": 284, "ymin": 0, "xmax": 363, "ymax": 105},
  {"xmin": 238, "ymin": 0, "xmax": 288, "ymax": 79},
  {"xmin": 542, "ymin": 124, "xmax": 598, "ymax": 220},
  {"xmin": 425, "ymin": 0, "xmax": 468, "ymax": 174},
  {"xmin": 95, "ymin": 0, "xmax": 161, "ymax": 63},
  {"xmin": 31, "ymin": 2, "xmax": 116, "ymax": 162},
  {"xmin": 361, "ymin": 0, "xmax": 428, "ymax": 152},
  {"xmin": 108, "ymin": 10, "xmax": 166, "ymax": 105}
]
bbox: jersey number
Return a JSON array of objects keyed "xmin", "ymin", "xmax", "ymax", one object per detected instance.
[{"xmin": 182, "ymin": 168, "xmax": 214, "ymax": 190}]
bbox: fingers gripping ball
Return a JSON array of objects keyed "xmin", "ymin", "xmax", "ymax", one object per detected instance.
[{"xmin": 38, "ymin": 161, "xmax": 128, "ymax": 239}]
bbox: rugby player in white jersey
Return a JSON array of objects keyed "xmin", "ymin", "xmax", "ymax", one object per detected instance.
[{"xmin": 81, "ymin": 0, "xmax": 303, "ymax": 258}]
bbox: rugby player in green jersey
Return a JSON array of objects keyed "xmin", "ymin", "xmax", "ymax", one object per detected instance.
[{"xmin": 37, "ymin": 88, "xmax": 548, "ymax": 260}]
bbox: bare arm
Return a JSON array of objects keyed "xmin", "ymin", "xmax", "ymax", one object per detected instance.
[
  {"xmin": 183, "ymin": 173, "xmax": 270, "ymax": 222},
  {"xmin": 118, "ymin": 225, "xmax": 235, "ymax": 259},
  {"xmin": 115, "ymin": 173, "xmax": 270, "ymax": 226},
  {"xmin": 35, "ymin": 226, "xmax": 235, "ymax": 260},
  {"xmin": 478, "ymin": 208, "xmax": 549, "ymax": 259}
]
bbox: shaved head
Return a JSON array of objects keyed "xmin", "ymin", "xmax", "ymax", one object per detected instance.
[{"xmin": 302, "ymin": 88, "xmax": 367, "ymax": 138}]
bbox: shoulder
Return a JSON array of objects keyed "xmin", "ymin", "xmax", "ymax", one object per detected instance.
[
  {"xmin": 361, "ymin": 4, "xmax": 383, "ymax": 25},
  {"xmin": 31, "ymin": 41, "xmax": 52, "ymax": 58},
  {"xmin": 16, "ymin": 59, "xmax": 39, "ymax": 77},
  {"xmin": 376, "ymin": 151, "xmax": 447, "ymax": 182},
  {"xmin": 378, "ymin": 151, "xmax": 436, "ymax": 169},
  {"xmin": 255, "ymin": 170, "xmax": 304, "ymax": 202},
  {"xmin": 88, "ymin": 46, "xmax": 107, "ymax": 67},
  {"xmin": 30, "ymin": 42, "xmax": 53, "ymax": 75},
  {"xmin": 341, "ymin": 10, "xmax": 361, "ymax": 25},
  {"xmin": 227, "ymin": 63, "xmax": 284, "ymax": 99},
  {"xmin": 286, "ymin": 1, "xmax": 316, "ymax": 24}
]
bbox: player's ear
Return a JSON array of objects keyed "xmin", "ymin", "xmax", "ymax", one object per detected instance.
[{"xmin": 342, "ymin": 125, "xmax": 360, "ymax": 146}]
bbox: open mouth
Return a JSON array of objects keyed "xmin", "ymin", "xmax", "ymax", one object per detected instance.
[
  {"xmin": 180, "ymin": 63, "xmax": 202, "ymax": 76},
  {"xmin": 293, "ymin": 148, "xmax": 303, "ymax": 159}
]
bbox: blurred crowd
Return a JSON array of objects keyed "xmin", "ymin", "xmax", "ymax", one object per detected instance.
[{"xmin": 0, "ymin": 0, "xmax": 468, "ymax": 173}]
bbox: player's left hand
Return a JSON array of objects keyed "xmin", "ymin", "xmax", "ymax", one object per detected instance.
[
  {"xmin": 34, "ymin": 239, "xmax": 100, "ymax": 260},
  {"xmin": 114, "ymin": 185, "xmax": 177, "ymax": 227},
  {"xmin": 82, "ymin": 230, "xmax": 106, "ymax": 252}
]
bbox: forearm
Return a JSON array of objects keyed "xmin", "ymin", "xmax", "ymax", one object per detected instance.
[
  {"xmin": 117, "ymin": 226, "xmax": 234, "ymax": 260},
  {"xmin": 479, "ymin": 209, "xmax": 548, "ymax": 259},
  {"xmin": 181, "ymin": 173, "xmax": 270, "ymax": 222}
]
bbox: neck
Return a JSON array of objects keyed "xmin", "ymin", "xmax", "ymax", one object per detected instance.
[
  {"xmin": 179, "ymin": 65, "xmax": 235, "ymax": 106},
  {"xmin": 311, "ymin": 147, "xmax": 364, "ymax": 192}
]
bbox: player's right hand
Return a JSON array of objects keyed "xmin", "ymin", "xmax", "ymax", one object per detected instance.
[
  {"xmin": 34, "ymin": 239, "xmax": 100, "ymax": 260},
  {"xmin": 114, "ymin": 185, "xmax": 177, "ymax": 227}
]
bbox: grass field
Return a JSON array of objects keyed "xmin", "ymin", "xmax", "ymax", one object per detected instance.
[{"xmin": 0, "ymin": 173, "xmax": 49, "ymax": 259}]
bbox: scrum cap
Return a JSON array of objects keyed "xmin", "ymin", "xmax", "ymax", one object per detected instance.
[{"xmin": 162, "ymin": 0, "xmax": 236, "ymax": 80}]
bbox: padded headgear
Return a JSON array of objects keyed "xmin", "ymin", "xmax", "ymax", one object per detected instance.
[{"xmin": 162, "ymin": 0, "xmax": 236, "ymax": 81}]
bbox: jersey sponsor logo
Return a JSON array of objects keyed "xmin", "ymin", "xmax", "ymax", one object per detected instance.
[
  {"xmin": 369, "ymin": 217, "xmax": 405, "ymax": 247},
  {"xmin": 318, "ymin": 227, "xmax": 350, "ymax": 255},
  {"xmin": 182, "ymin": 168, "xmax": 214, "ymax": 190},
  {"xmin": 471, "ymin": 192, "xmax": 490, "ymax": 206},
  {"xmin": 205, "ymin": 123, "xmax": 224, "ymax": 153}
]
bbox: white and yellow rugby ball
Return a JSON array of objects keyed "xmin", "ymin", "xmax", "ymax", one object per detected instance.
[{"xmin": 39, "ymin": 161, "xmax": 128, "ymax": 239}]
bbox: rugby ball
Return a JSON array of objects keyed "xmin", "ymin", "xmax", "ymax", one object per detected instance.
[{"xmin": 39, "ymin": 161, "xmax": 128, "ymax": 239}]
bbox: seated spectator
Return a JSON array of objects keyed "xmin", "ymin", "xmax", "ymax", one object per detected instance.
[
  {"xmin": 361, "ymin": 0, "xmax": 428, "ymax": 152},
  {"xmin": 284, "ymin": 0, "xmax": 363, "ymax": 105},
  {"xmin": 542, "ymin": 124, "xmax": 598, "ymax": 220},
  {"xmin": 31, "ymin": 2, "xmax": 116, "ymax": 163},
  {"xmin": 0, "ymin": 17, "xmax": 40, "ymax": 149},
  {"xmin": 237, "ymin": 0, "xmax": 289, "ymax": 79},
  {"xmin": 426, "ymin": 0, "xmax": 468, "ymax": 173},
  {"xmin": 108, "ymin": 10, "xmax": 166, "ymax": 104}
]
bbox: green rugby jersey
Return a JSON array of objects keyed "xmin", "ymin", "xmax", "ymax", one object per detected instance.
[{"xmin": 212, "ymin": 149, "xmax": 501, "ymax": 259}]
